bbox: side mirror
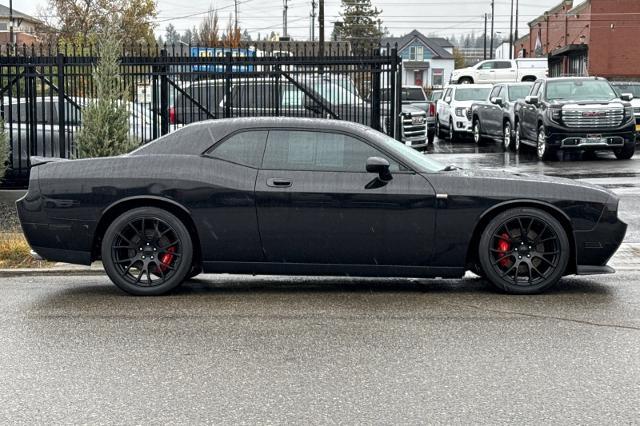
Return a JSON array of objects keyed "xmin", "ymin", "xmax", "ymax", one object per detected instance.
[
  {"xmin": 525, "ymin": 95, "xmax": 539, "ymax": 105},
  {"xmin": 366, "ymin": 157, "xmax": 392, "ymax": 182},
  {"xmin": 621, "ymin": 93, "xmax": 634, "ymax": 102},
  {"xmin": 491, "ymin": 97, "xmax": 504, "ymax": 106},
  {"xmin": 444, "ymin": 96, "xmax": 452, "ymax": 104}
]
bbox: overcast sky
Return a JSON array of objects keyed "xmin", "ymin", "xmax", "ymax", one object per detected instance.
[{"xmin": 12, "ymin": 0, "xmax": 586, "ymax": 41}]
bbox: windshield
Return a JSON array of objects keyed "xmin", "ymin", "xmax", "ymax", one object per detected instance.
[
  {"xmin": 546, "ymin": 80, "xmax": 617, "ymax": 101},
  {"xmin": 611, "ymin": 83, "xmax": 640, "ymax": 98},
  {"xmin": 507, "ymin": 85, "xmax": 533, "ymax": 102},
  {"xmin": 403, "ymin": 88, "xmax": 426, "ymax": 102},
  {"xmin": 454, "ymin": 87, "xmax": 492, "ymax": 101},
  {"xmin": 429, "ymin": 91, "xmax": 443, "ymax": 101},
  {"xmin": 365, "ymin": 129, "xmax": 445, "ymax": 173}
]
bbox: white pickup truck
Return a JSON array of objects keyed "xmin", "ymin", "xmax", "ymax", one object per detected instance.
[{"xmin": 450, "ymin": 58, "xmax": 548, "ymax": 85}]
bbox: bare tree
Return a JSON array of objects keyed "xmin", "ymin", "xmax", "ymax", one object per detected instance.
[{"xmin": 198, "ymin": 5, "xmax": 220, "ymax": 47}]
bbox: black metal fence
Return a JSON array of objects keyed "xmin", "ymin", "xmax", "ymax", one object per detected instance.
[{"xmin": 0, "ymin": 42, "xmax": 402, "ymax": 187}]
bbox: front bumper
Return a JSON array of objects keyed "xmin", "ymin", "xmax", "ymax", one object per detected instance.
[
  {"xmin": 545, "ymin": 119, "xmax": 636, "ymax": 150},
  {"xmin": 453, "ymin": 116, "xmax": 472, "ymax": 133}
]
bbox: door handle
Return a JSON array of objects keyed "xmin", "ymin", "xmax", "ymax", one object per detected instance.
[{"xmin": 266, "ymin": 178, "xmax": 292, "ymax": 188}]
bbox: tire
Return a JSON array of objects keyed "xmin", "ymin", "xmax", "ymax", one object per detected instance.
[
  {"xmin": 435, "ymin": 116, "xmax": 441, "ymax": 138},
  {"xmin": 427, "ymin": 130, "xmax": 435, "ymax": 144},
  {"xmin": 537, "ymin": 125, "xmax": 555, "ymax": 161},
  {"xmin": 614, "ymin": 143, "xmax": 635, "ymax": 160},
  {"xmin": 101, "ymin": 207, "xmax": 194, "ymax": 296},
  {"xmin": 459, "ymin": 77, "xmax": 473, "ymax": 84},
  {"xmin": 449, "ymin": 119, "xmax": 458, "ymax": 142},
  {"xmin": 472, "ymin": 119, "xmax": 483, "ymax": 145},
  {"xmin": 478, "ymin": 207, "xmax": 570, "ymax": 294},
  {"xmin": 503, "ymin": 121, "xmax": 513, "ymax": 151},
  {"xmin": 187, "ymin": 264, "xmax": 203, "ymax": 280},
  {"xmin": 514, "ymin": 121, "xmax": 522, "ymax": 152}
]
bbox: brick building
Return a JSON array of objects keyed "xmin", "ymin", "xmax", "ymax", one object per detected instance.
[
  {"xmin": 0, "ymin": 5, "xmax": 41, "ymax": 45},
  {"xmin": 518, "ymin": 0, "xmax": 640, "ymax": 79}
]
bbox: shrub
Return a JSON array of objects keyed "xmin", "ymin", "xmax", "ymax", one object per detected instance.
[
  {"xmin": 0, "ymin": 119, "xmax": 8, "ymax": 181},
  {"xmin": 75, "ymin": 30, "xmax": 138, "ymax": 158}
]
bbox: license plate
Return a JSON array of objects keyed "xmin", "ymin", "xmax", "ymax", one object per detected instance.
[
  {"xmin": 412, "ymin": 117, "xmax": 423, "ymax": 125},
  {"xmin": 586, "ymin": 134, "xmax": 603, "ymax": 144}
]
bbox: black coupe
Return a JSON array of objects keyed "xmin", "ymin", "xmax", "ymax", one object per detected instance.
[{"xmin": 17, "ymin": 118, "xmax": 626, "ymax": 295}]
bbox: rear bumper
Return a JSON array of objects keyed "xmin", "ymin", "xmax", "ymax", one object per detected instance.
[{"xmin": 574, "ymin": 207, "xmax": 627, "ymax": 269}]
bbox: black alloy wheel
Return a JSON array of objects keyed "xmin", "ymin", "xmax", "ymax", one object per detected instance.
[
  {"xmin": 479, "ymin": 208, "xmax": 569, "ymax": 294},
  {"xmin": 473, "ymin": 119, "xmax": 482, "ymax": 144},
  {"xmin": 449, "ymin": 118, "xmax": 458, "ymax": 142},
  {"xmin": 614, "ymin": 143, "xmax": 636, "ymax": 160},
  {"xmin": 102, "ymin": 207, "xmax": 193, "ymax": 295}
]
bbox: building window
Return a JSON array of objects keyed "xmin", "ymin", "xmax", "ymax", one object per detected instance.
[
  {"xmin": 414, "ymin": 70, "xmax": 424, "ymax": 86},
  {"xmin": 0, "ymin": 23, "xmax": 7, "ymax": 31},
  {"xmin": 410, "ymin": 46, "xmax": 424, "ymax": 61},
  {"xmin": 432, "ymin": 69, "xmax": 444, "ymax": 87}
]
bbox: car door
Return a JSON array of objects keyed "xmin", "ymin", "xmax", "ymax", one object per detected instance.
[
  {"xmin": 521, "ymin": 81, "xmax": 542, "ymax": 141},
  {"xmin": 439, "ymin": 88, "xmax": 453, "ymax": 127},
  {"xmin": 476, "ymin": 61, "xmax": 496, "ymax": 83},
  {"xmin": 255, "ymin": 129, "xmax": 437, "ymax": 266},
  {"xmin": 484, "ymin": 85, "xmax": 503, "ymax": 135},
  {"xmin": 496, "ymin": 61, "xmax": 516, "ymax": 82}
]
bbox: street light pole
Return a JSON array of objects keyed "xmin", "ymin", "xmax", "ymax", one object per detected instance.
[
  {"xmin": 319, "ymin": 0, "xmax": 324, "ymax": 58},
  {"xmin": 484, "ymin": 13, "xmax": 488, "ymax": 60},
  {"xmin": 509, "ymin": 0, "xmax": 514, "ymax": 59},
  {"xmin": 490, "ymin": 0, "xmax": 495, "ymax": 59},
  {"xmin": 514, "ymin": 0, "xmax": 520, "ymax": 57}
]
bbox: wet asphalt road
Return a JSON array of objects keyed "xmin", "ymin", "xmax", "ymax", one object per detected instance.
[{"xmin": 1, "ymin": 136, "xmax": 640, "ymax": 423}]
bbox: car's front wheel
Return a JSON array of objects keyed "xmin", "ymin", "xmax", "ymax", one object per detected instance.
[
  {"xmin": 537, "ymin": 125, "xmax": 555, "ymax": 161},
  {"xmin": 101, "ymin": 207, "xmax": 194, "ymax": 296},
  {"xmin": 478, "ymin": 208, "xmax": 570, "ymax": 294},
  {"xmin": 449, "ymin": 118, "xmax": 458, "ymax": 142},
  {"xmin": 503, "ymin": 121, "xmax": 513, "ymax": 151},
  {"xmin": 473, "ymin": 119, "xmax": 483, "ymax": 144},
  {"xmin": 614, "ymin": 143, "xmax": 635, "ymax": 160},
  {"xmin": 514, "ymin": 121, "xmax": 522, "ymax": 152}
]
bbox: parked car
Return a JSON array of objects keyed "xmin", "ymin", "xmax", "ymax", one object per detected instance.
[
  {"xmin": 380, "ymin": 86, "xmax": 436, "ymax": 144},
  {"xmin": 19, "ymin": 118, "xmax": 626, "ymax": 296},
  {"xmin": 436, "ymin": 84, "xmax": 493, "ymax": 141},
  {"xmin": 610, "ymin": 81, "xmax": 640, "ymax": 140},
  {"xmin": 513, "ymin": 77, "xmax": 636, "ymax": 160},
  {"xmin": 428, "ymin": 89, "xmax": 443, "ymax": 102},
  {"xmin": 451, "ymin": 58, "xmax": 548, "ymax": 85},
  {"xmin": 469, "ymin": 82, "xmax": 533, "ymax": 148},
  {"xmin": 2, "ymin": 97, "xmax": 156, "ymax": 174}
]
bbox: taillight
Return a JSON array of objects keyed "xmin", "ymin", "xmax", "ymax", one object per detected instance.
[
  {"xmin": 169, "ymin": 106, "xmax": 176, "ymax": 124},
  {"xmin": 429, "ymin": 103, "xmax": 436, "ymax": 117}
]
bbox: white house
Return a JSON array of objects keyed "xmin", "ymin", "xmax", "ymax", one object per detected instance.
[
  {"xmin": 494, "ymin": 42, "xmax": 513, "ymax": 59},
  {"xmin": 381, "ymin": 30, "xmax": 455, "ymax": 88}
]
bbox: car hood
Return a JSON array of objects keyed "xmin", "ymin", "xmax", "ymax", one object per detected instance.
[
  {"xmin": 428, "ymin": 168, "xmax": 614, "ymax": 204},
  {"xmin": 548, "ymin": 99, "xmax": 628, "ymax": 108}
]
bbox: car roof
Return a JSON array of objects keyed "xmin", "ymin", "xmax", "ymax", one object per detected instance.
[{"xmin": 131, "ymin": 118, "xmax": 377, "ymax": 156}]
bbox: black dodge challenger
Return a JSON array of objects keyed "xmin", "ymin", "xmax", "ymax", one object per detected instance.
[{"xmin": 17, "ymin": 118, "xmax": 626, "ymax": 295}]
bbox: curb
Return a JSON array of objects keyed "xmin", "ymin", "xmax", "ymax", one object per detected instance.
[{"xmin": 0, "ymin": 268, "xmax": 105, "ymax": 277}]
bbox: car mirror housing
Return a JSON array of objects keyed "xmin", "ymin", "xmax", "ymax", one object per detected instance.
[
  {"xmin": 525, "ymin": 95, "xmax": 539, "ymax": 105},
  {"xmin": 491, "ymin": 97, "xmax": 503, "ymax": 106},
  {"xmin": 444, "ymin": 96, "xmax": 452, "ymax": 104},
  {"xmin": 620, "ymin": 93, "xmax": 634, "ymax": 102},
  {"xmin": 366, "ymin": 157, "xmax": 393, "ymax": 182}
]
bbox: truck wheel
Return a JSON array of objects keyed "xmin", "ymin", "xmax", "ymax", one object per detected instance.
[
  {"xmin": 449, "ymin": 119, "xmax": 458, "ymax": 142},
  {"xmin": 435, "ymin": 117, "xmax": 441, "ymax": 138},
  {"xmin": 614, "ymin": 143, "xmax": 635, "ymax": 160},
  {"xmin": 473, "ymin": 119, "xmax": 483, "ymax": 145},
  {"xmin": 537, "ymin": 125, "xmax": 555, "ymax": 161},
  {"xmin": 459, "ymin": 77, "xmax": 473, "ymax": 84},
  {"xmin": 427, "ymin": 130, "xmax": 435, "ymax": 144},
  {"xmin": 503, "ymin": 121, "xmax": 513, "ymax": 151}
]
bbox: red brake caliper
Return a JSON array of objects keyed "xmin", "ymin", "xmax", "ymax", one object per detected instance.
[
  {"xmin": 497, "ymin": 233, "xmax": 511, "ymax": 268},
  {"xmin": 159, "ymin": 246, "xmax": 175, "ymax": 272}
]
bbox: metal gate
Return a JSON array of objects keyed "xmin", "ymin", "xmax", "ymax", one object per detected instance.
[{"xmin": 0, "ymin": 43, "xmax": 401, "ymax": 187}]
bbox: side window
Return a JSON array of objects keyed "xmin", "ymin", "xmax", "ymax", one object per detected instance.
[
  {"xmin": 489, "ymin": 86, "xmax": 501, "ymax": 99},
  {"xmin": 262, "ymin": 130, "xmax": 402, "ymax": 172},
  {"xmin": 497, "ymin": 61, "xmax": 513, "ymax": 69},
  {"xmin": 207, "ymin": 131, "xmax": 268, "ymax": 168},
  {"xmin": 281, "ymin": 85, "xmax": 305, "ymax": 108},
  {"xmin": 232, "ymin": 84, "xmax": 277, "ymax": 109},
  {"xmin": 479, "ymin": 61, "xmax": 496, "ymax": 70}
]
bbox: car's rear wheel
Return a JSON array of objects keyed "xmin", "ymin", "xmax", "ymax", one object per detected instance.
[
  {"xmin": 479, "ymin": 208, "xmax": 569, "ymax": 294},
  {"xmin": 473, "ymin": 119, "xmax": 483, "ymax": 144},
  {"xmin": 101, "ymin": 207, "xmax": 193, "ymax": 296},
  {"xmin": 614, "ymin": 143, "xmax": 635, "ymax": 160},
  {"xmin": 459, "ymin": 77, "xmax": 473, "ymax": 84}
]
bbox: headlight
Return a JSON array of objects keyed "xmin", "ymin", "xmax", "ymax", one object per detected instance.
[
  {"xmin": 455, "ymin": 107, "xmax": 467, "ymax": 117},
  {"xmin": 548, "ymin": 107, "xmax": 562, "ymax": 123},
  {"xmin": 624, "ymin": 106, "xmax": 634, "ymax": 121}
]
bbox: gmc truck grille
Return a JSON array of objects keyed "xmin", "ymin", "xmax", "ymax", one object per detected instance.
[
  {"xmin": 402, "ymin": 115, "xmax": 427, "ymax": 140},
  {"xmin": 562, "ymin": 107, "xmax": 624, "ymax": 128}
]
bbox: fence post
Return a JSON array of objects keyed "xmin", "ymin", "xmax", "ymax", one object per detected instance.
[
  {"xmin": 370, "ymin": 48, "xmax": 381, "ymax": 131},
  {"xmin": 392, "ymin": 48, "xmax": 402, "ymax": 141},
  {"xmin": 160, "ymin": 48, "xmax": 169, "ymax": 136},
  {"xmin": 224, "ymin": 52, "xmax": 232, "ymax": 118},
  {"xmin": 24, "ymin": 64, "xmax": 37, "ymax": 163},
  {"xmin": 56, "ymin": 53, "xmax": 66, "ymax": 158}
]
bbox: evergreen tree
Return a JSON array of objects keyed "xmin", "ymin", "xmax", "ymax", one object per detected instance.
[
  {"xmin": 181, "ymin": 28, "xmax": 194, "ymax": 45},
  {"xmin": 334, "ymin": 0, "xmax": 384, "ymax": 55},
  {"xmin": 165, "ymin": 24, "xmax": 180, "ymax": 45},
  {"xmin": 0, "ymin": 119, "xmax": 8, "ymax": 181},
  {"xmin": 76, "ymin": 28, "xmax": 138, "ymax": 159}
]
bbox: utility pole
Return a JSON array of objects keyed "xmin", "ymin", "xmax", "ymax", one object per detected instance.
[
  {"xmin": 234, "ymin": 0, "xmax": 238, "ymax": 30},
  {"xmin": 9, "ymin": 0, "xmax": 13, "ymax": 48},
  {"xmin": 283, "ymin": 0, "xmax": 288, "ymax": 38},
  {"xmin": 484, "ymin": 13, "xmax": 488, "ymax": 60},
  {"xmin": 514, "ymin": 0, "xmax": 520, "ymax": 57},
  {"xmin": 319, "ymin": 0, "xmax": 325, "ymax": 58},
  {"xmin": 509, "ymin": 0, "xmax": 514, "ymax": 59},
  {"xmin": 490, "ymin": 0, "xmax": 495, "ymax": 59},
  {"xmin": 310, "ymin": 0, "xmax": 317, "ymax": 41}
]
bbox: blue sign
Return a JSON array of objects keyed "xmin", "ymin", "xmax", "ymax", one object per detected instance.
[{"xmin": 190, "ymin": 47, "xmax": 257, "ymax": 73}]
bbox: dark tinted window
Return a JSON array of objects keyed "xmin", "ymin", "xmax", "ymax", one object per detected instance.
[
  {"xmin": 611, "ymin": 83, "xmax": 640, "ymax": 98},
  {"xmin": 402, "ymin": 88, "xmax": 426, "ymax": 102},
  {"xmin": 208, "ymin": 131, "xmax": 267, "ymax": 168},
  {"xmin": 232, "ymin": 83, "xmax": 277, "ymax": 109},
  {"xmin": 262, "ymin": 130, "xmax": 401, "ymax": 172},
  {"xmin": 489, "ymin": 86, "xmax": 502, "ymax": 99},
  {"xmin": 496, "ymin": 61, "xmax": 513, "ymax": 69}
]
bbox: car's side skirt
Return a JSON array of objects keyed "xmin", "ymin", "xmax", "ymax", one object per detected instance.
[{"xmin": 202, "ymin": 262, "xmax": 465, "ymax": 279}]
